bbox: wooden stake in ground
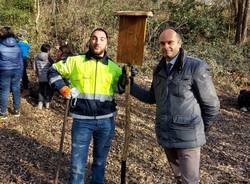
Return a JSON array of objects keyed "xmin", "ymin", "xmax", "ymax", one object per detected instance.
[
  {"xmin": 54, "ymin": 99, "xmax": 70, "ymax": 184},
  {"xmin": 114, "ymin": 11, "xmax": 153, "ymax": 184}
]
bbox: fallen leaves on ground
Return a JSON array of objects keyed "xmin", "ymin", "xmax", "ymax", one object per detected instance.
[{"xmin": 0, "ymin": 77, "xmax": 249, "ymax": 184}]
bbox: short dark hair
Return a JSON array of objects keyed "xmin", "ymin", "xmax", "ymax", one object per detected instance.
[
  {"xmin": 0, "ymin": 26, "xmax": 15, "ymax": 39},
  {"xmin": 41, "ymin": 43, "xmax": 51, "ymax": 52},
  {"xmin": 90, "ymin": 28, "xmax": 108, "ymax": 39}
]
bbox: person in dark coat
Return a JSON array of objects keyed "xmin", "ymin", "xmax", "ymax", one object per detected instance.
[
  {"xmin": 0, "ymin": 26, "xmax": 23, "ymax": 119},
  {"xmin": 238, "ymin": 86, "xmax": 250, "ymax": 112},
  {"xmin": 131, "ymin": 28, "xmax": 220, "ymax": 184}
]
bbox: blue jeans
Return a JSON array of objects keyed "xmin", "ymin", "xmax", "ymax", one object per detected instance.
[
  {"xmin": 70, "ymin": 117, "xmax": 115, "ymax": 184},
  {"xmin": 0, "ymin": 69, "xmax": 21, "ymax": 114}
]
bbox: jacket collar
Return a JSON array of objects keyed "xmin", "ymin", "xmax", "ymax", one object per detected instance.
[
  {"xmin": 154, "ymin": 48, "xmax": 186, "ymax": 78},
  {"xmin": 173, "ymin": 48, "xmax": 185, "ymax": 71},
  {"xmin": 85, "ymin": 50, "xmax": 109, "ymax": 65}
]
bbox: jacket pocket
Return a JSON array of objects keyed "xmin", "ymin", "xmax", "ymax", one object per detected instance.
[
  {"xmin": 168, "ymin": 79, "xmax": 179, "ymax": 96},
  {"xmin": 100, "ymin": 73, "xmax": 113, "ymax": 89},
  {"xmin": 173, "ymin": 116, "xmax": 200, "ymax": 126},
  {"xmin": 170, "ymin": 116, "xmax": 200, "ymax": 142},
  {"xmin": 73, "ymin": 73, "xmax": 90, "ymax": 88},
  {"xmin": 179, "ymin": 76, "xmax": 192, "ymax": 95},
  {"xmin": 169, "ymin": 76, "xmax": 192, "ymax": 97}
]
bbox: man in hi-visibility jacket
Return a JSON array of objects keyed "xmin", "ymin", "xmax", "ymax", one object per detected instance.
[{"xmin": 48, "ymin": 28, "xmax": 127, "ymax": 184}]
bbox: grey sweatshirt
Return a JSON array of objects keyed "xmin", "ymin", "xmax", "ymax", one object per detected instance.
[{"xmin": 33, "ymin": 52, "xmax": 53, "ymax": 82}]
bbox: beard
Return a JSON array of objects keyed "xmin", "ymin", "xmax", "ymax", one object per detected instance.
[{"xmin": 90, "ymin": 45, "xmax": 105, "ymax": 56}]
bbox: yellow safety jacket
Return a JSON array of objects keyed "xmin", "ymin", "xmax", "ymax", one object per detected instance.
[{"xmin": 48, "ymin": 51, "xmax": 122, "ymax": 119}]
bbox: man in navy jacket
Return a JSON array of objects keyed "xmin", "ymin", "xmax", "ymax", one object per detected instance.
[{"xmin": 131, "ymin": 28, "xmax": 220, "ymax": 183}]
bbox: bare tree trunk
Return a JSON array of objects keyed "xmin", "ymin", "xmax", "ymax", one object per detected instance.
[
  {"xmin": 235, "ymin": 0, "xmax": 249, "ymax": 45},
  {"xmin": 229, "ymin": 0, "xmax": 236, "ymax": 39},
  {"xmin": 35, "ymin": 0, "xmax": 40, "ymax": 35},
  {"xmin": 235, "ymin": 0, "xmax": 244, "ymax": 44},
  {"xmin": 241, "ymin": 0, "xmax": 249, "ymax": 43},
  {"xmin": 232, "ymin": 0, "xmax": 239, "ymax": 26},
  {"xmin": 34, "ymin": 0, "xmax": 37, "ymax": 18},
  {"xmin": 52, "ymin": 0, "xmax": 58, "ymax": 39},
  {"xmin": 52, "ymin": 0, "xmax": 56, "ymax": 16}
]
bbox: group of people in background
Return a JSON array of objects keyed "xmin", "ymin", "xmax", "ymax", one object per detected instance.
[
  {"xmin": 0, "ymin": 26, "xmax": 74, "ymax": 117},
  {"xmin": 0, "ymin": 25, "xmax": 248, "ymax": 184}
]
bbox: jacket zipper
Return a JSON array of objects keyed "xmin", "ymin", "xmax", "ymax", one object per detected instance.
[{"xmin": 93, "ymin": 60, "xmax": 98, "ymax": 119}]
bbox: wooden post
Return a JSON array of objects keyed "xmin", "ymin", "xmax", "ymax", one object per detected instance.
[
  {"xmin": 114, "ymin": 11, "xmax": 153, "ymax": 184},
  {"xmin": 53, "ymin": 99, "xmax": 70, "ymax": 184},
  {"xmin": 115, "ymin": 11, "xmax": 153, "ymax": 66}
]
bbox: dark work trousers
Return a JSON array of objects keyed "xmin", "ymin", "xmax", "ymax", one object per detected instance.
[
  {"xmin": 164, "ymin": 147, "xmax": 201, "ymax": 184},
  {"xmin": 22, "ymin": 59, "xmax": 29, "ymax": 90},
  {"xmin": 38, "ymin": 82, "xmax": 53, "ymax": 103}
]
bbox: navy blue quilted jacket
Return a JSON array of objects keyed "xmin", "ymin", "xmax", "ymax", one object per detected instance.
[
  {"xmin": 0, "ymin": 37, "xmax": 23, "ymax": 71},
  {"xmin": 131, "ymin": 49, "xmax": 220, "ymax": 149}
]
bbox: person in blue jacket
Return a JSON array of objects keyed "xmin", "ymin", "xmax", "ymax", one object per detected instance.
[
  {"xmin": 0, "ymin": 27, "xmax": 23, "ymax": 119},
  {"xmin": 17, "ymin": 33, "xmax": 31, "ymax": 92}
]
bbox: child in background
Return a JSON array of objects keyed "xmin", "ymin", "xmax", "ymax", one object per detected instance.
[
  {"xmin": 33, "ymin": 43, "xmax": 54, "ymax": 109},
  {"xmin": 17, "ymin": 33, "xmax": 31, "ymax": 94}
]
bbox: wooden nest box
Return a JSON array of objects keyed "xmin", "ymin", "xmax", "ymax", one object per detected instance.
[{"xmin": 115, "ymin": 11, "xmax": 153, "ymax": 66}]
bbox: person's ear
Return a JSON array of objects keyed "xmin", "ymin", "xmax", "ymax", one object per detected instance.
[{"xmin": 178, "ymin": 39, "xmax": 182, "ymax": 45}]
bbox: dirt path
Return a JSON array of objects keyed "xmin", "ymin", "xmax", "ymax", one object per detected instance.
[{"xmin": 0, "ymin": 78, "xmax": 249, "ymax": 184}]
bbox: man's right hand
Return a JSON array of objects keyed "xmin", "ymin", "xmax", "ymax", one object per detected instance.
[{"xmin": 59, "ymin": 86, "xmax": 71, "ymax": 98}]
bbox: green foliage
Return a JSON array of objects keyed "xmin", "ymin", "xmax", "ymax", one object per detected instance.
[
  {"xmin": 0, "ymin": 0, "xmax": 33, "ymax": 26},
  {"xmin": 168, "ymin": 0, "xmax": 228, "ymax": 40},
  {"xmin": 148, "ymin": 0, "xmax": 229, "ymax": 50},
  {"xmin": 0, "ymin": 0, "xmax": 248, "ymax": 93},
  {"xmin": 9, "ymin": 0, "xmax": 33, "ymax": 10},
  {"xmin": 186, "ymin": 41, "xmax": 250, "ymax": 93}
]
